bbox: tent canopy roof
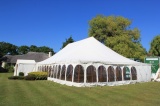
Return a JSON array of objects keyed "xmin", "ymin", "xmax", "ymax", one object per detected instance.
[
  {"xmin": 38, "ymin": 37, "xmax": 148, "ymax": 65},
  {"xmin": 16, "ymin": 59, "xmax": 36, "ymax": 64}
]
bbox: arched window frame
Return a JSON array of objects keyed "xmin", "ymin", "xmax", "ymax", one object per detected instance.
[
  {"xmin": 86, "ymin": 65, "xmax": 97, "ymax": 83},
  {"xmin": 48, "ymin": 66, "xmax": 52, "ymax": 77},
  {"xmin": 57, "ymin": 65, "xmax": 61, "ymax": 79},
  {"xmin": 116, "ymin": 66, "xmax": 122, "ymax": 81},
  {"xmin": 123, "ymin": 67, "xmax": 131, "ymax": 80},
  {"xmin": 51, "ymin": 66, "xmax": 54, "ymax": 78},
  {"xmin": 98, "ymin": 65, "xmax": 107, "ymax": 82},
  {"xmin": 66, "ymin": 65, "xmax": 73, "ymax": 81},
  {"xmin": 131, "ymin": 66, "xmax": 137, "ymax": 80},
  {"xmin": 74, "ymin": 65, "xmax": 84, "ymax": 83},
  {"xmin": 108, "ymin": 66, "xmax": 115, "ymax": 82},
  {"xmin": 54, "ymin": 65, "xmax": 58, "ymax": 78},
  {"xmin": 61, "ymin": 65, "xmax": 66, "ymax": 80}
]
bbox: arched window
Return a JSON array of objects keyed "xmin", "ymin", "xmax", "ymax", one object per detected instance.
[
  {"xmin": 98, "ymin": 65, "xmax": 107, "ymax": 82},
  {"xmin": 48, "ymin": 66, "xmax": 52, "ymax": 77},
  {"xmin": 54, "ymin": 65, "xmax": 58, "ymax": 78},
  {"xmin": 108, "ymin": 66, "xmax": 115, "ymax": 82},
  {"xmin": 39, "ymin": 66, "xmax": 42, "ymax": 71},
  {"xmin": 66, "ymin": 65, "xmax": 73, "ymax": 81},
  {"xmin": 131, "ymin": 66, "xmax": 137, "ymax": 80},
  {"xmin": 42, "ymin": 66, "xmax": 45, "ymax": 72},
  {"xmin": 41, "ymin": 66, "xmax": 43, "ymax": 71},
  {"xmin": 50, "ymin": 66, "xmax": 52, "ymax": 77},
  {"xmin": 38, "ymin": 66, "xmax": 40, "ymax": 71},
  {"xmin": 116, "ymin": 66, "xmax": 122, "ymax": 81},
  {"xmin": 39, "ymin": 66, "xmax": 41, "ymax": 71},
  {"xmin": 46, "ymin": 66, "xmax": 49, "ymax": 72},
  {"xmin": 51, "ymin": 66, "xmax": 54, "ymax": 78},
  {"xmin": 44, "ymin": 66, "xmax": 47, "ymax": 72},
  {"xmin": 123, "ymin": 67, "xmax": 130, "ymax": 80},
  {"xmin": 61, "ymin": 65, "xmax": 66, "ymax": 80},
  {"xmin": 40, "ymin": 66, "xmax": 42, "ymax": 71},
  {"xmin": 43, "ymin": 66, "xmax": 46, "ymax": 72},
  {"xmin": 86, "ymin": 65, "xmax": 96, "ymax": 83},
  {"xmin": 74, "ymin": 65, "xmax": 84, "ymax": 83},
  {"xmin": 57, "ymin": 65, "xmax": 61, "ymax": 79}
]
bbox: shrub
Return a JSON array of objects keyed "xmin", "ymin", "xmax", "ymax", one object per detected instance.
[
  {"xmin": 19, "ymin": 72, "xmax": 24, "ymax": 76},
  {"xmin": 27, "ymin": 72, "xmax": 47, "ymax": 80},
  {"xmin": 8, "ymin": 72, "xmax": 47, "ymax": 80},
  {"xmin": 8, "ymin": 76, "xmax": 24, "ymax": 80},
  {"xmin": 4, "ymin": 64, "xmax": 14, "ymax": 73},
  {"xmin": 24, "ymin": 75, "xmax": 36, "ymax": 80},
  {"xmin": 0, "ymin": 67, "xmax": 8, "ymax": 73}
]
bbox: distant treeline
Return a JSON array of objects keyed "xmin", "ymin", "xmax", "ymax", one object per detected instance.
[{"xmin": 0, "ymin": 42, "xmax": 55, "ymax": 58}]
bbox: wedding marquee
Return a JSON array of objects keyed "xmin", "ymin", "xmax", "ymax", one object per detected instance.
[
  {"xmin": 36, "ymin": 37, "xmax": 151, "ymax": 87},
  {"xmin": 14, "ymin": 59, "xmax": 36, "ymax": 76}
]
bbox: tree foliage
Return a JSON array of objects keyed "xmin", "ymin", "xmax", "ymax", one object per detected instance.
[
  {"xmin": 20, "ymin": 45, "xmax": 55, "ymax": 55},
  {"xmin": 38, "ymin": 46, "xmax": 54, "ymax": 54},
  {"xmin": 149, "ymin": 35, "xmax": 160, "ymax": 56},
  {"xmin": 0, "ymin": 42, "xmax": 18, "ymax": 57},
  {"xmin": 89, "ymin": 15, "xmax": 146, "ymax": 61},
  {"xmin": 61, "ymin": 36, "xmax": 74, "ymax": 49},
  {"xmin": 18, "ymin": 45, "xmax": 29, "ymax": 54},
  {"xmin": 30, "ymin": 45, "xmax": 39, "ymax": 52},
  {"xmin": 0, "ymin": 42, "xmax": 55, "ymax": 57}
]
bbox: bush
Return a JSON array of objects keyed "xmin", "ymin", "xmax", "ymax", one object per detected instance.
[
  {"xmin": 19, "ymin": 72, "xmax": 24, "ymax": 76},
  {"xmin": 8, "ymin": 76, "xmax": 24, "ymax": 80},
  {"xmin": 27, "ymin": 72, "xmax": 47, "ymax": 80},
  {"xmin": 4, "ymin": 64, "xmax": 14, "ymax": 73},
  {"xmin": 24, "ymin": 75, "xmax": 36, "ymax": 80},
  {"xmin": 8, "ymin": 72, "xmax": 47, "ymax": 80},
  {"xmin": 0, "ymin": 67, "xmax": 8, "ymax": 73}
]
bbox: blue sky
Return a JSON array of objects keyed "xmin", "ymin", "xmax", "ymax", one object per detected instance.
[{"xmin": 0, "ymin": 0, "xmax": 160, "ymax": 52}]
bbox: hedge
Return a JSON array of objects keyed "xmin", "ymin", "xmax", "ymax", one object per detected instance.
[
  {"xmin": 27, "ymin": 72, "xmax": 47, "ymax": 80},
  {"xmin": 8, "ymin": 72, "xmax": 48, "ymax": 80},
  {"xmin": 24, "ymin": 75, "xmax": 36, "ymax": 80},
  {"xmin": 8, "ymin": 76, "xmax": 25, "ymax": 80}
]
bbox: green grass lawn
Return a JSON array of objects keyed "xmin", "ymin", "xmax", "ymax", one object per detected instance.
[{"xmin": 0, "ymin": 73, "xmax": 160, "ymax": 106}]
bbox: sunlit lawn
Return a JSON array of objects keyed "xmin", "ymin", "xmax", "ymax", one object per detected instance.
[{"xmin": 0, "ymin": 73, "xmax": 160, "ymax": 106}]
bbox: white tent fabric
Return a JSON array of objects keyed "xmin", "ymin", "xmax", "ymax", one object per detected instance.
[
  {"xmin": 154, "ymin": 68, "xmax": 160, "ymax": 81},
  {"xmin": 36, "ymin": 37, "xmax": 151, "ymax": 87},
  {"xmin": 14, "ymin": 59, "xmax": 36, "ymax": 76},
  {"xmin": 38, "ymin": 37, "xmax": 148, "ymax": 65}
]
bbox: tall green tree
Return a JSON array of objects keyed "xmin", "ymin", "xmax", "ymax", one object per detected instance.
[
  {"xmin": 149, "ymin": 35, "xmax": 160, "ymax": 56},
  {"xmin": 0, "ymin": 42, "xmax": 55, "ymax": 57},
  {"xmin": 29, "ymin": 45, "xmax": 39, "ymax": 52},
  {"xmin": 29, "ymin": 45, "xmax": 55, "ymax": 54},
  {"xmin": 89, "ymin": 15, "xmax": 146, "ymax": 61},
  {"xmin": 18, "ymin": 45, "xmax": 29, "ymax": 54},
  {"xmin": 0, "ymin": 42, "xmax": 18, "ymax": 56},
  {"xmin": 38, "ymin": 46, "xmax": 55, "ymax": 54},
  {"xmin": 61, "ymin": 36, "xmax": 74, "ymax": 49}
]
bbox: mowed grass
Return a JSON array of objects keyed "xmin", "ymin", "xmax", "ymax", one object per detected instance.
[{"xmin": 0, "ymin": 73, "xmax": 160, "ymax": 106}]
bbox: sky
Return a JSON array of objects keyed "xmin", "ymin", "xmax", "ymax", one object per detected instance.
[{"xmin": 0, "ymin": 0, "xmax": 160, "ymax": 52}]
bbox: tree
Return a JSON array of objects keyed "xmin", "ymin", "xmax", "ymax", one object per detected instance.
[
  {"xmin": 61, "ymin": 36, "xmax": 74, "ymax": 49},
  {"xmin": 0, "ymin": 51, "xmax": 3, "ymax": 58},
  {"xmin": 88, "ymin": 15, "xmax": 146, "ymax": 61},
  {"xmin": 38, "ymin": 46, "xmax": 55, "ymax": 54},
  {"xmin": 0, "ymin": 42, "xmax": 18, "ymax": 56},
  {"xmin": 29, "ymin": 45, "xmax": 39, "ymax": 52},
  {"xmin": 0, "ymin": 42, "xmax": 55, "ymax": 57},
  {"xmin": 29, "ymin": 45, "xmax": 55, "ymax": 54},
  {"xmin": 18, "ymin": 45, "xmax": 29, "ymax": 54},
  {"xmin": 149, "ymin": 35, "xmax": 160, "ymax": 56}
]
